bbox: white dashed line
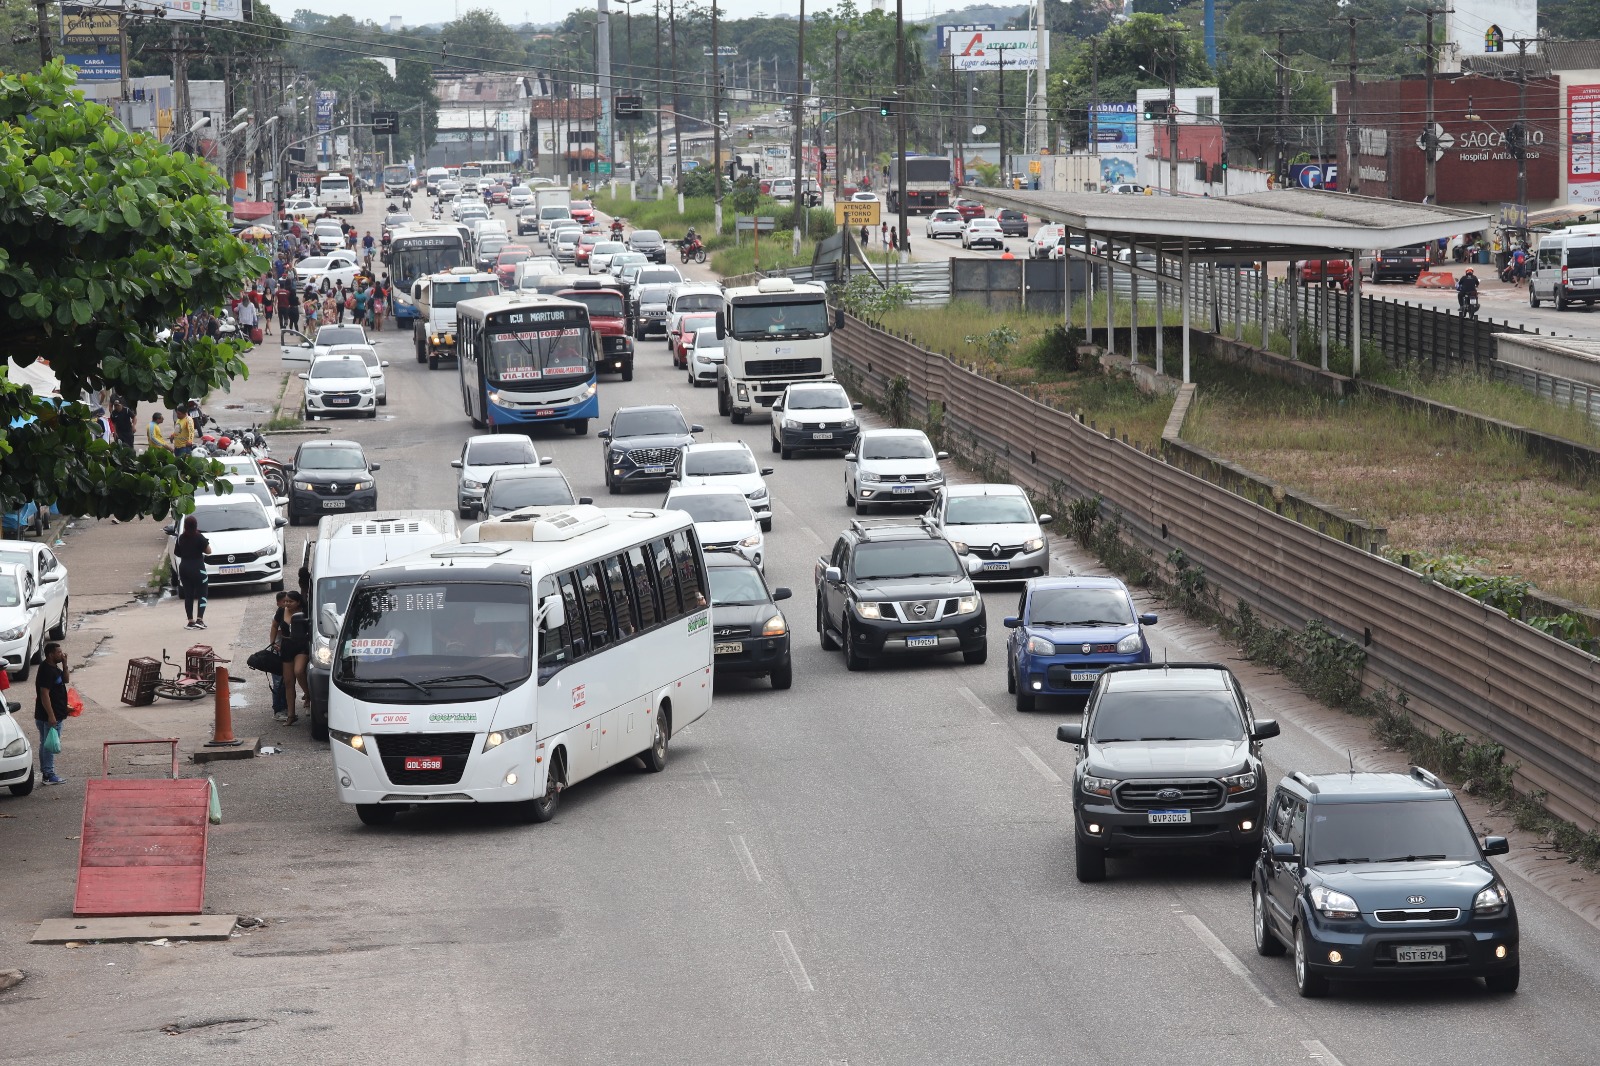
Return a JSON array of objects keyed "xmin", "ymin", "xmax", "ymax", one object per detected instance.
[
  {"xmin": 1302, "ymin": 1040, "xmax": 1347, "ymax": 1066},
  {"xmin": 772, "ymin": 930, "xmax": 816, "ymax": 992},
  {"xmin": 1016, "ymin": 745, "xmax": 1063, "ymax": 785},
  {"xmin": 1178, "ymin": 913, "xmax": 1275, "ymax": 1007},
  {"xmin": 729, "ymin": 834, "xmax": 762, "ymax": 883},
  {"xmin": 956, "ymin": 685, "xmax": 992, "ymax": 716}
]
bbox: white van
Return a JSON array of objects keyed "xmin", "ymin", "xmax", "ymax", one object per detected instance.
[
  {"xmin": 1529, "ymin": 228, "xmax": 1600, "ymax": 311},
  {"xmin": 425, "ymin": 166, "xmax": 449, "ymax": 195},
  {"xmin": 301, "ymin": 510, "xmax": 458, "ymax": 740}
]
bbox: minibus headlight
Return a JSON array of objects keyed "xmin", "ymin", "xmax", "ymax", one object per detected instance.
[{"xmin": 484, "ymin": 722, "xmax": 534, "ymax": 751}]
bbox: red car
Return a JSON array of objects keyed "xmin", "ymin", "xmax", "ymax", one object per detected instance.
[
  {"xmin": 953, "ymin": 198, "xmax": 986, "ymax": 221},
  {"xmin": 574, "ymin": 232, "xmax": 600, "ymax": 266},
  {"xmin": 670, "ymin": 312, "xmax": 718, "ymax": 369},
  {"xmin": 569, "ymin": 200, "xmax": 596, "ymax": 225},
  {"xmin": 489, "ymin": 185, "xmax": 510, "ymax": 205},
  {"xmin": 1295, "ymin": 259, "xmax": 1353, "ymax": 290},
  {"xmin": 494, "ymin": 244, "xmax": 533, "ymax": 287}
]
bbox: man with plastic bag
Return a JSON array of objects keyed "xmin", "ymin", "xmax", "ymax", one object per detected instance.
[{"xmin": 33, "ymin": 642, "xmax": 69, "ymax": 785}]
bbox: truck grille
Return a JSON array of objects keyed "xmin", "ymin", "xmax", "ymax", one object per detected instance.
[
  {"xmin": 885, "ymin": 598, "xmax": 959, "ymax": 622},
  {"xmin": 1115, "ymin": 780, "xmax": 1225, "ymax": 811},
  {"xmin": 746, "ymin": 357, "xmax": 823, "ymax": 377},
  {"xmin": 374, "ymin": 732, "xmax": 476, "ymax": 786}
]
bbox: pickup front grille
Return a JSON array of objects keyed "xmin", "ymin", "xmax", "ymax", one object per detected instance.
[
  {"xmin": 1115, "ymin": 780, "xmax": 1225, "ymax": 811},
  {"xmin": 746, "ymin": 357, "xmax": 823, "ymax": 377}
]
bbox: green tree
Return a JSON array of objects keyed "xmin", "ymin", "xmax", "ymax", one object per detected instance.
[
  {"xmin": 0, "ymin": 62, "xmax": 266, "ymax": 520},
  {"xmin": 1050, "ymin": 14, "xmax": 1208, "ymax": 149},
  {"xmin": 440, "ymin": 9, "xmax": 526, "ymax": 68}
]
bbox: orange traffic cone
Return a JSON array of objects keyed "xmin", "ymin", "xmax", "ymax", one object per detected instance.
[{"xmin": 205, "ymin": 666, "xmax": 242, "ymax": 747}]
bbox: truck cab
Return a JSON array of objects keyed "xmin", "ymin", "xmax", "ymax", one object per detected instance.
[
  {"xmin": 318, "ymin": 171, "xmax": 359, "ymax": 214},
  {"xmin": 557, "ymin": 278, "xmax": 635, "ymax": 381},
  {"xmin": 718, "ymin": 277, "xmax": 836, "ymax": 424},
  {"xmin": 411, "ymin": 268, "xmax": 502, "ymax": 370}
]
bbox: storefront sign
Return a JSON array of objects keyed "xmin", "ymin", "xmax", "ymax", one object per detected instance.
[{"xmin": 1570, "ymin": 84, "xmax": 1600, "ymax": 206}]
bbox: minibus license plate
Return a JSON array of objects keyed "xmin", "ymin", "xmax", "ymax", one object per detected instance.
[{"xmin": 404, "ymin": 756, "xmax": 443, "ymax": 771}]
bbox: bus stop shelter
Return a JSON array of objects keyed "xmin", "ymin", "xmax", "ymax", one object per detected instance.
[{"xmin": 958, "ymin": 188, "xmax": 1491, "ymax": 381}]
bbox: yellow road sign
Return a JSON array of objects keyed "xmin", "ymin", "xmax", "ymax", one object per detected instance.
[
  {"xmin": 1028, "ymin": 160, "xmax": 1042, "ymax": 175},
  {"xmin": 835, "ymin": 201, "xmax": 882, "ymax": 226}
]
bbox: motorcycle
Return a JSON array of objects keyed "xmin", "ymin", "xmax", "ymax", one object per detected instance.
[
  {"xmin": 1458, "ymin": 290, "xmax": 1480, "ymax": 319},
  {"xmin": 679, "ymin": 238, "xmax": 706, "ymax": 264}
]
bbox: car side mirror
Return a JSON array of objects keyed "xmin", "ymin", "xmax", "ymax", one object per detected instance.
[
  {"xmin": 40, "ymin": 572, "xmax": 60, "ymax": 584},
  {"xmin": 539, "ymin": 593, "xmax": 566, "ymax": 632},
  {"xmin": 598, "ymin": 430, "xmax": 612, "ymax": 440},
  {"xmin": 1056, "ymin": 723, "xmax": 1084, "ymax": 744},
  {"xmin": 823, "ymin": 566, "xmax": 842, "ymax": 585},
  {"xmin": 539, "ymin": 457, "xmax": 554, "ymax": 466},
  {"xmin": 1482, "ymin": 835, "xmax": 1510, "ymax": 856},
  {"xmin": 690, "ymin": 424, "xmax": 704, "ymax": 433},
  {"xmin": 772, "ymin": 587, "xmax": 792, "ymax": 601},
  {"xmin": 964, "ymin": 555, "xmax": 984, "ymax": 576},
  {"xmin": 760, "ymin": 468, "xmax": 774, "ymax": 476},
  {"xmin": 844, "ymin": 453, "xmax": 857, "ymax": 462},
  {"xmin": 27, "ymin": 598, "xmax": 45, "ymax": 610},
  {"xmin": 1251, "ymin": 719, "xmax": 1280, "ymax": 741},
  {"xmin": 852, "ymin": 402, "xmax": 864, "ymax": 410},
  {"xmin": 369, "ymin": 464, "xmax": 381, "ymax": 471},
  {"xmin": 319, "ymin": 603, "xmax": 343, "ymax": 637},
  {"xmin": 1003, "ymin": 616, "xmax": 1021, "ymax": 628},
  {"xmin": 715, "ymin": 313, "xmax": 726, "ymax": 341},
  {"xmin": 274, "ymin": 517, "xmax": 288, "ymax": 528},
  {"xmin": 578, "ymin": 496, "xmax": 593, "ymax": 505},
  {"xmin": 298, "ymin": 373, "xmax": 309, "ymax": 380},
  {"xmin": 380, "ymin": 361, "xmax": 390, "ymax": 368},
  {"xmin": 1270, "ymin": 842, "xmax": 1301, "ymax": 865},
  {"xmin": 1139, "ymin": 613, "xmax": 1159, "ymax": 625},
  {"xmin": 936, "ymin": 451, "xmax": 950, "ymax": 461},
  {"xmin": 450, "ymin": 460, "xmax": 463, "ymax": 468},
  {"xmin": 834, "ymin": 307, "xmax": 845, "ymax": 330}
]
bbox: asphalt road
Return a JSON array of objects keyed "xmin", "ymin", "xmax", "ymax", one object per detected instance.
[{"xmin": 8, "ymin": 195, "xmax": 1600, "ymax": 1065}]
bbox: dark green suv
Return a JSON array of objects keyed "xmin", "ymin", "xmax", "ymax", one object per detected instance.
[{"xmin": 1253, "ymin": 767, "xmax": 1519, "ymax": 997}]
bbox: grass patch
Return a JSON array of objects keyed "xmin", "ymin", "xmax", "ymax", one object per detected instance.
[
  {"xmin": 1375, "ymin": 366, "xmax": 1600, "ymax": 448},
  {"xmin": 589, "ymin": 192, "xmax": 716, "ymax": 239}
]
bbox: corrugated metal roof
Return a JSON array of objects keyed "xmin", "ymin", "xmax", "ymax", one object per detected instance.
[
  {"xmin": 1464, "ymin": 39, "xmax": 1600, "ymax": 75},
  {"xmin": 434, "ymin": 74, "xmax": 531, "ymax": 105}
]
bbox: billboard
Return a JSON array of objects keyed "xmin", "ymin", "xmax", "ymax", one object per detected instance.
[
  {"xmin": 1288, "ymin": 162, "xmax": 1339, "ymax": 190},
  {"xmin": 1571, "ymin": 84, "xmax": 1600, "ymax": 207},
  {"xmin": 937, "ymin": 23, "xmax": 992, "ymax": 51},
  {"xmin": 315, "ymin": 89, "xmax": 336, "ymax": 133},
  {"xmin": 60, "ymin": 8, "xmax": 120, "ymax": 45},
  {"xmin": 142, "ymin": 0, "xmax": 246, "ymax": 22},
  {"xmin": 1090, "ymin": 103, "xmax": 1136, "ymax": 152},
  {"xmin": 65, "ymin": 53, "xmax": 121, "ymax": 80},
  {"xmin": 949, "ymin": 30, "xmax": 1039, "ymax": 72}
]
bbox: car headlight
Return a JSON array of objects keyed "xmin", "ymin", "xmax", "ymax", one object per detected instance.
[
  {"xmin": 783, "ymin": 418, "xmax": 803, "ymax": 431},
  {"xmin": 360, "ymin": 387, "xmax": 374, "ymax": 396},
  {"xmin": 859, "ymin": 471, "xmax": 880, "ymax": 483},
  {"xmin": 1309, "ymin": 884, "xmax": 1360, "ymax": 920},
  {"xmin": 746, "ymin": 487, "xmax": 768, "ymax": 500},
  {"xmin": 761, "ymin": 613, "xmax": 788, "ymax": 637},
  {"xmin": 1026, "ymin": 635, "xmax": 1055, "ymax": 655},
  {"xmin": 295, "ymin": 481, "xmax": 315, "ymax": 492},
  {"xmin": 956, "ymin": 595, "xmax": 980, "ymax": 615},
  {"xmin": 1116, "ymin": 633, "xmax": 1143, "ymax": 654},
  {"xmin": 486, "ymin": 389, "xmax": 501, "ymax": 404},
  {"xmin": 351, "ymin": 481, "xmax": 371, "ymax": 492},
  {"xmin": 950, "ymin": 541, "xmax": 969, "ymax": 555},
  {"xmin": 609, "ymin": 449, "xmax": 626, "ymax": 463},
  {"xmin": 1222, "ymin": 770, "xmax": 1258, "ymax": 794},
  {"xmin": 313, "ymin": 642, "xmax": 333, "ymax": 668},
  {"xmin": 1474, "ymin": 881, "xmax": 1510, "ymax": 916},
  {"xmin": 841, "ymin": 419, "xmax": 858, "ymax": 429},
  {"xmin": 3, "ymin": 737, "xmax": 27, "ymax": 758},
  {"xmin": 854, "ymin": 600, "xmax": 881, "ymax": 620},
  {"xmin": 0, "ymin": 624, "xmax": 28, "ymax": 641},
  {"xmin": 579, "ymin": 383, "xmax": 597, "ymax": 401},
  {"xmin": 739, "ymin": 534, "xmax": 762, "ymax": 548},
  {"xmin": 1081, "ymin": 773, "xmax": 1116, "ymax": 797},
  {"xmin": 483, "ymin": 722, "xmax": 534, "ymax": 752},
  {"xmin": 306, "ymin": 387, "xmax": 323, "ymax": 397},
  {"xmin": 1024, "ymin": 537, "xmax": 1045, "ymax": 553},
  {"xmin": 463, "ymin": 479, "xmax": 485, "ymax": 490},
  {"xmin": 329, "ymin": 728, "xmax": 366, "ymax": 751}
]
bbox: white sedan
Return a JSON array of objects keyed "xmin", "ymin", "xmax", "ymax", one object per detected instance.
[
  {"xmin": 0, "ymin": 541, "xmax": 68, "ymax": 650},
  {"xmin": 588, "ymin": 241, "xmax": 628, "ymax": 274},
  {"xmin": 0, "ymin": 561, "xmax": 56, "ymax": 681},
  {"xmin": 296, "ymin": 251, "xmax": 362, "ymax": 289},
  {"xmin": 0, "ymin": 702, "xmax": 34, "ymax": 796},
  {"xmin": 326, "ymin": 343, "xmax": 389, "ymax": 405},
  {"xmin": 924, "ymin": 209, "xmax": 965, "ymax": 240},
  {"xmin": 283, "ymin": 197, "xmax": 325, "ymax": 221},
  {"xmin": 962, "ymin": 217, "xmax": 1005, "ymax": 250},
  {"xmin": 313, "ymin": 223, "xmax": 345, "ymax": 253}
]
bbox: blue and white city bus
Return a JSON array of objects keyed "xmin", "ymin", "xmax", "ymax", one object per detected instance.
[{"xmin": 456, "ymin": 294, "xmax": 600, "ymax": 435}]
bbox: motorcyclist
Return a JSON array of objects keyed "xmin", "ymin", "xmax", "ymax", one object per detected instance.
[
  {"xmin": 683, "ymin": 226, "xmax": 699, "ymax": 251},
  {"xmin": 1456, "ymin": 267, "xmax": 1480, "ymax": 312},
  {"xmin": 611, "ymin": 218, "xmax": 626, "ymax": 240}
]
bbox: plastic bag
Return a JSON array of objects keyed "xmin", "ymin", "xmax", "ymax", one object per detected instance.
[
  {"xmin": 42, "ymin": 727, "xmax": 60, "ymax": 754},
  {"xmin": 66, "ymin": 687, "xmax": 84, "ymax": 717},
  {"xmin": 207, "ymin": 777, "xmax": 222, "ymax": 825}
]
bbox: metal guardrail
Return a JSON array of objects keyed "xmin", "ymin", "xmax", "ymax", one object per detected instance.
[{"xmin": 833, "ymin": 313, "xmax": 1600, "ymax": 834}]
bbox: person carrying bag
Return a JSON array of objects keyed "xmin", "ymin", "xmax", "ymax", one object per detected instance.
[{"xmin": 34, "ymin": 642, "xmax": 69, "ymax": 785}]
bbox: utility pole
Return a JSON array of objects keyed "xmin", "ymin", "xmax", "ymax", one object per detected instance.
[
  {"xmin": 1336, "ymin": 16, "xmax": 1370, "ymax": 195},
  {"xmin": 1088, "ymin": 36, "xmax": 1098, "ymax": 155},
  {"xmin": 711, "ymin": 0, "xmax": 722, "ymax": 234},
  {"xmin": 670, "ymin": 0, "xmax": 682, "ymax": 209},
  {"xmin": 654, "ymin": 0, "xmax": 664, "ymax": 195},
  {"xmin": 1268, "ymin": 29, "xmax": 1292, "ymax": 182},
  {"xmin": 1410, "ymin": 6, "xmax": 1450, "ymax": 203},
  {"xmin": 118, "ymin": 13, "xmax": 130, "ymax": 103},
  {"xmin": 791, "ymin": 0, "xmax": 806, "ymax": 254},
  {"xmin": 1510, "ymin": 35, "xmax": 1533, "ymax": 243},
  {"xmin": 997, "ymin": 45, "xmax": 1006, "ymax": 184},
  {"xmin": 598, "ymin": 0, "xmax": 612, "ymax": 182},
  {"xmin": 34, "ymin": 0, "xmax": 51, "ymax": 65},
  {"xmin": 836, "ymin": 30, "xmax": 845, "ymax": 203},
  {"xmin": 895, "ymin": 0, "xmax": 908, "ymax": 257},
  {"xmin": 1165, "ymin": 30, "xmax": 1179, "ymax": 198},
  {"xmin": 1030, "ymin": 0, "xmax": 1048, "ymax": 153}
]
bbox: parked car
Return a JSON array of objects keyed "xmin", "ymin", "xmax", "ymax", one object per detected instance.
[
  {"xmin": 0, "ymin": 562, "xmax": 56, "ymax": 681},
  {"xmin": 286, "ymin": 439, "xmax": 380, "ymax": 526},
  {"xmin": 1363, "ymin": 246, "xmax": 1430, "ymax": 283},
  {"xmin": 1004, "ymin": 576, "xmax": 1156, "ymax": 711},
  {"xmin": 0, "ymin": 698, "xmax": 36, "ymax": 795},
  {"xmin": 166, "ymin": 494, "xmax": 288, "ymax": 592},
  {"xmin": 705, "ymin": 554, "xmax": 793, "ymax": 689},
  {"xmin": 280, "ymin": 323, "xmax": 371, "ymax": 366},
  {"xmin": 0, "ymin": 541, "xmax": 69, "ymax": 663},
  {"xmin": 1294, "ymin": 259, "xmax": 1353, "ymax": 290},
  {"xmin": 325, "ymin": 343, "xmax": 388, "ymax": 405}
]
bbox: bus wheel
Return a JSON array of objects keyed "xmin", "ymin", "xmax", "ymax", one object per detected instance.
[
  {"xmin": 640, "ymin": 706, "xmax": 670, "ymax": 772},
  {"xmin": 571, "ymin": 419, "xmax": 589, "ymax": 436},
  {"xmin": 356, "ymin": 804, "xmax": 396, "ymax": 827},
  {"xmin": 519, "ymin": 756, "xmax": 564, "ymax": 823}
]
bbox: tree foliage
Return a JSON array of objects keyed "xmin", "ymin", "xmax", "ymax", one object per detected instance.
[{"xmin": 0, "ymin": 62, "xmax": 266, "ymax": 519}]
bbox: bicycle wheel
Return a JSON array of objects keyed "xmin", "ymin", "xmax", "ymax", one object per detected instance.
[{"xmin": 154, "ymin": 679, "xmax": 210, "ymax": 702}]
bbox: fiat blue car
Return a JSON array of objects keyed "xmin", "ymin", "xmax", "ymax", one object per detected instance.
[{"xmin": 1002, "ymin": 576, "xmax": 1156, "ymax": 711}]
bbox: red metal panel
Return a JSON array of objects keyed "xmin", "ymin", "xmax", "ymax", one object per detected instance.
[{"xmin": 73, "ymin": 779, "xmax": 210, "ymax": 917}]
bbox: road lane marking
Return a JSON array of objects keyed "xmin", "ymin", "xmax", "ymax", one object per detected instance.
[
  {"xmin": 772, "ymin": 930, "xmax": 815, "ymax": 992},
  {"xmin": 1016, "ymin": 745, "xmax": 1063, "ymax": 785},
  {"xmin": 1302, "ymin": 1040, "xmax": 1347, "ymax": 1066},
  {"xmin": 700, "ymin": 759, "xmax": 723, "ymax": 798},
  {"xmin": 1178, "ymin": 913, "xmax": 1275, "ymax": 1007},
  {"xmin": 730, "ymin": 834, "xmax": 762, "ymax": 883},
  {"xmin": 956, "ymin": 685, "xmax": 992, "ymax": 716}
]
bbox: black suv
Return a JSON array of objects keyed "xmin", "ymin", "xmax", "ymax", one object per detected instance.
[
  {"xmin": 1253, "ymin": 767, "xmax": 1518, "ymax": 998},
  {"xmin": 599, "ymin": 404, "xmax": 702, "ymax": 493},
  {"xmin": 1056, "ymin": 663, "xmax": 1278, "ymax": 883},
  {"xmin": 286, "ymin": 440, "xmax": 380, "ymax": 526},
  {"xmin": 814, "ymin": 516, "xmax": 986, "ymax": 670}
]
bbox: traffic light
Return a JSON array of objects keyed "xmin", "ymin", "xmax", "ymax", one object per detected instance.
[
  {"xmin": 879, "ymin": 97, "xmax": 894, "ymax": 117},
  {"xmin": 819, "ymin": 152, "xmax": 827, "ymax": 172},
  {"xmin": 1142, "ymin": 100, "xmax": 1170, "ymax": 121},
  {"xmin": 615, "ymin": 94, "xmax": 644, "ymax": 119}
]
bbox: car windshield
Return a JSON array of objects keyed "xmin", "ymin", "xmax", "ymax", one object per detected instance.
[
  {"xmin": 862, "ymin": 434, "xmax": 933, "ymax": 460},
  {"xmin": 315, "ymin": 326, "xmax": 366, "ymax": 347},
  {"xmin": 787, "ymin": 387, "xmax": 849, "ymax": 410},
  {"xmin": 638, "ymin": 286, "xmax": 673, "ymax": 305},
  {"xmin": 335, "ymin": 581, "xmax": 532, "ymax": 694},
  {"xmin": 478, "ymin": 238, "xmax": 507, "ymax": 255},
  {"xmin": 1027, "ymin": 587, "xmax": 1133, "ymax": 626},
  {"xmin": 467, "ymin": 440, "xmax": 538, "ymax": 466},
  {"xmin": 487, "ymin": 476, "xmax": 575, "ymax": 512},
  {"xmin": 1309, "ymin": 799, "xmax": 1482, "ymax": 864},
  {"xmin": 852, "ymin": 541, "xmax": 961, "ymax": 581},
  {"xmin": 300, "ymin": 257, "xmax": 331, "ymax": 270},
  {"xmin": 497, "ymin": 248, "xmax": 532, "ymax": 266},
  {"xmin": 0, "ymin": 575, "xmax": 19, "ymax": 608},
  {"xmin": 685, "ymin": 449, "xmax": 756, "ymax": 476},
  {"xmin": 639, "ymin": 270, "xmax": 681, "ymax": 286},
  {"xmin": 310, "ymin": 359, "xmax": 365, "ymax": 380},
  {"xmin": 632, "ymin": 230, "xmax": 663, "ymax": 245},
  {"xmin": 668, "ymin": 494, "xmax": 752, "ymax": 523},
  {"xmin": 429, "ymin": 280, "xmax": 499, "ymax": 308},
  {"xmin": 708, "ymin": 566, "xmax": 769, "ymax": 606},
  {"xmin": 212, "ymin": 479, "xmax": 274, "ymax": 510},
  {"xmin": 1088, "ymin": 688, "xmax": 1244, "ymax": 742},
  {"xmin": 593, "ymin": 242, "xmax": 626, "ymax": 255},
  {"xmin": 193, "ymin": 503, "xmax": 270, "ymax": 533},
  {"xmin": 540, "ymin": 207, "xmax": 571, "ymax": 219},
  {"xmin": 613, "ymin": 409, "xmax": 687, "ymax": 437},
  {"xmin": 297, "ymin": 447, "xmax": 367, "ymax": 471},
  {"xmin": 331, "ymin": 346, "xmax": 378, "ymax": 368},
  {"xmin": 945, "ymin": 495, "xmax": 1034, "ymax": 525}
]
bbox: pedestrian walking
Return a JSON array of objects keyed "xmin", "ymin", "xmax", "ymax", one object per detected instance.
[
  {"xmin": 304, "ymin": 295, "xmax": 319, "ymax": 329},
  {"xmin": 172, "ymin": 515, "xmax": 209, "ymax": 630},
  {"xmin": 352, "ymin": 284, "xmax": 369, "ymax": 328},
  {"xmin": 889, "ymin": 227, "xmax": 898, "ymax": 252},
  {"xmin": 320, "ymin": 292, "xmax": 337, "ymax": 326},
  {"xmin": 276, "ymin": 591, "xmax": 312, "ymax": 723},
  {"xmin": 287, "ymin": 290, "xmax": 301, "ymax": 331},
  {"xmin": 880, "ymin": 221, "xmax": 889, "ymax": 247},
  {"xmin": 145, "ymin": 411, "xmax": 170, "ymax": 453},
  {"xmin": 236, "ymin": 294, "xmax": 259, "ymax": 345},
  {"xmin": 34, "ymin": 643, "xmax": 69, "ymax": 785},
  {"xmin": 371, "ymin": 289, "xmax": 385, "ymax": 332},
  {"xmin": 275, "ymin": 284, "xmax": 292, "ymax": 329},
  {"xmin": 110, "ymin": 399, "xmax": 135, "ymax": 448},
  {"xmin": 860, "ymin": 224, "xmax": 870, "ymax": 247},
  {"xmin": 169, "ymin": 406, "xmax": 196, "ymax": 458},
  {"xmin": 268, "ymin": 591, "xmax": 290, "ymax": 721}
]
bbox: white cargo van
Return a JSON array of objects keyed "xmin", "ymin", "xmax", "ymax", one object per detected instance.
[
  {"xmin": 301, "ymin": 510, "xmax": 458, "ymax": 739},
  {"xmin": 1529, "ymin": 227, "xmax": 1600, "ymax": 311}
]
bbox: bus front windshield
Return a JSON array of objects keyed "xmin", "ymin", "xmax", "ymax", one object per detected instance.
[
  {"xmin": 392, "ymin": 239, "xmax": 466, "ymax": 288},
  {"xmin": 487, "ymin": 322, "xmax": 593, "ymax": 385},
  {"xmin": 336, "ymin": 581, "xmax": 531, "ymax": 699},
  {"xmin": 432, "ymin": 280, "xmax": 500, "ymax": 308},
  {"xmin": 728, "ymin": 298, "xmax": 830, "ymax": 339}
]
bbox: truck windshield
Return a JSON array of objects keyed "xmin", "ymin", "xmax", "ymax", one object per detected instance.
[
  {"xmin": 729, "ymin": 297, "xmax": 829, "ymax": 339},
  {"xmin": 1088, "ymin": 690, "xmax": 1244, "ymax": 743},
  {"xmin": 336, "ymin": 581, "xmax": 531, "ymax": 698},
  {"xmin": 431, "ymin": 280, "xmax": 500, "ymax": 308},
  {"xmin": 561, "ymin": 291, "xmax": 626, "ymax": 318}
]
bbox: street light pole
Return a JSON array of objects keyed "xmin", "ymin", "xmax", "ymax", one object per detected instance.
[
  {"xmin": 791, "ymin": 0, "xmax": 807, "ymax": 255},
  {"xmin": 655, "ymin": 0, "xmax": 664, "ymax": 196},
  {"xmin": 712, "ymin": 0, "xmax": 723, "ymax": 234},
  {"xmin": 895, "ymin": 0, "xmax": 908, "ymax": 260},
  {"xmin": 835, "ymin": 29, "xmax": 845, "ymax": 204}
]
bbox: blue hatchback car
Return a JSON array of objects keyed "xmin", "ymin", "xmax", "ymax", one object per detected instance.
[{"xmin": 1002, "ymin": 576, "xmax": 1156, "ymax": 711}]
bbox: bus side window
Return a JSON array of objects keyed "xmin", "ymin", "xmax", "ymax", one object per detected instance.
[
  {"xmin": 576, "ymin": 564, "xmax": 612, "ymax": 649},
  {"xmin": 537, "ymin": 576, "xmax": 567, "ymax": 667},
  {"xmin": 627, "ymin": 545, "xmax": 660, "ymax": 629},
  {"xmin": 671, "ymin": 529, "xmax": 707, "ymax": 609},
  {"xmin": 653, "ymin": 536, "xmax": 682, "ymax": 618},
  {"xmin": 558, "ymin": 572, "xmax": 584, "ymax": 657},
  {"xmin": 603, "ymin": 554, "xmax": 637, "ymax": 638}
]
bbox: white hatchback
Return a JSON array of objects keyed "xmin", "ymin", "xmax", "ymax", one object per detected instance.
[
  {"xmin": 962, "ymin": 218, "xmax": 1005, "ymax": 250},
  {"xmin": 0, "ymin": 562, "xmax": 52, "ymax": 681},
  {"xmin": 679, "ymin": 441, "xmax": 774, "ymax": 531},
  {"xmin": 451, "ymin": 434, "xmax": 552, "ymax": 518},
  {"xmin": 300, "ymin": 354, "xmax": 378, "ymax": 419},
  {"xmin": 0, "ymin": 541, "xmax": 69, "ymax": 664},
  {"xmin": 0, "ymin": 701, "xmax": 34, "ymax": 797},
  {"xmin": 663, "ymin": 485, "xmax": 765, "ymax": 569}
]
